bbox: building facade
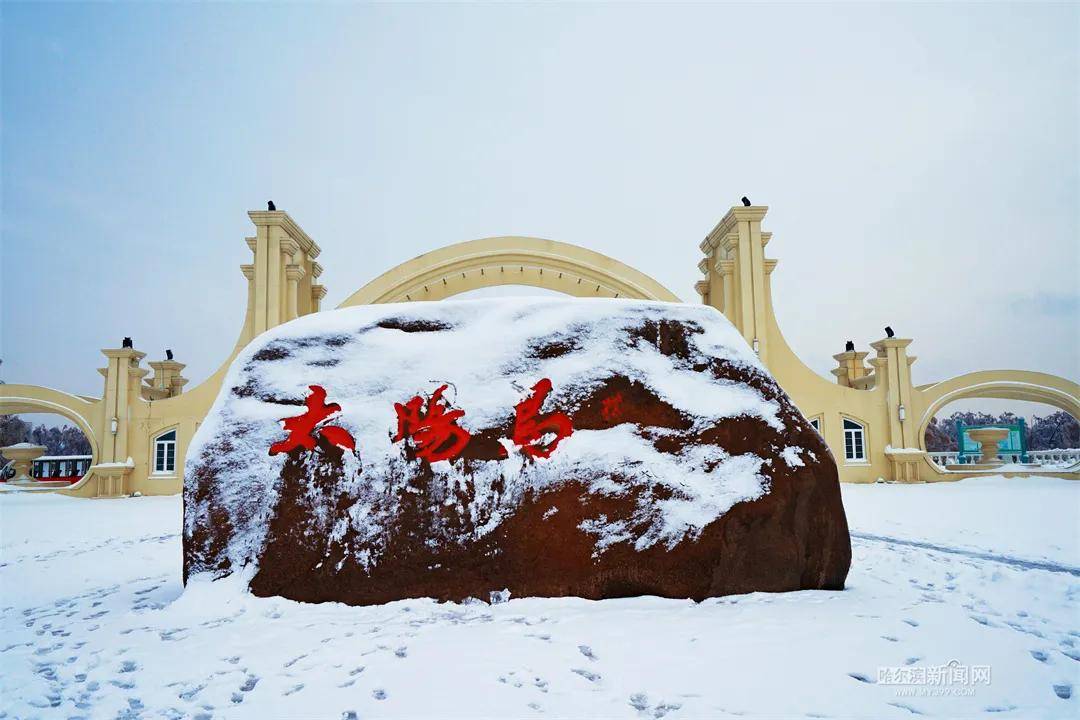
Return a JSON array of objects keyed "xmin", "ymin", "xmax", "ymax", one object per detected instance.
[{"xmin": 2, "ymin": 204, "xmax": 1077, "ymax": 496}]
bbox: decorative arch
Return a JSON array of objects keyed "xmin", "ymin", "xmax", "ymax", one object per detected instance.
[
  {"xmin": 915, "ymin": 370, "xmax": 1080, "ymax": 452},
  {"xmin": 0, "ymin": 384, "xmax": 101, "ymax": 467},
  {"xmin": 337, "ymin": 236, "xmax": 681, "ymax": 307}
]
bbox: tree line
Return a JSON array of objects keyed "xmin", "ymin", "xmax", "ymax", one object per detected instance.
[{"xmin": 0, "ymin": 415, "xmax": 93, "ymax": 466}]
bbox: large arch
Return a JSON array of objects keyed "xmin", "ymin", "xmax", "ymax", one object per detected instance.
[
  {"xmin": 914, "ymin": 370, "xmax": 1080, "ymax": 453},
  {"xmin": 337, "ymin": 236, "xmax": 681, "ymax": 307},
  {"xmin": 0, "ymin": 384, "xmax": 102, "ymax": 466}
]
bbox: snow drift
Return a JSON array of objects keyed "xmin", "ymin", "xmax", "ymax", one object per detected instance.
[{"xmin": 184, "ymin": 298, "xmax": 850, "ymax": 604}]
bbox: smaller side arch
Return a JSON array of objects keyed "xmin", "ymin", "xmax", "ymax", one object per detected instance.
[
  {"xmin": 338, "ymin": 236, "xmax": 681, "ymax": 307},
  {"xmin": 0, "ymin": 384, "xmax": 102, "ymax": 467},
  {"xmin": 914, "ymin": 370, "xmax": 1080, "ymax": 453}
]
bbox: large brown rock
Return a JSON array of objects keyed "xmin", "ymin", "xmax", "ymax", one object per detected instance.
[{"xmin": 184, "ymin": 299, "xmax": 850, "ymax": 605}]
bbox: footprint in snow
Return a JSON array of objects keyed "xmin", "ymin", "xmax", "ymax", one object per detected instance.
[
  {"xmin": 578, "ymin": 645, "xmax": 597, "ymax": 661},
  {"xmin": 394, "ymin": 646, "xmax": 408, "ymax": 658},
  {"xmin": 283, "ymin": 653, "xmax": 307, "ymax": 668},
  {"xmin": 1053, "ymin": 684, "xmax": 1072, "ymax": 699},
  {"xmin": 1030, "ymin": 650, "xmax": 1050, "ymax": 663},
  {"xmin": 283, "ymin": 683, "xmax": 304, "ymax": 696},
  {"xmin": 372, "ymin": 688, "xmax": 387, "ymax": 700},
  {"xmin": 240, "ymin": 675, "xmax": 259, "ymax": 692},
  {"xmin": 571, "ymin": 668, "xmax": 600, "ymax": 683},
  {"xmin": 902, "ymin": 619, "xmax": 919, "ymax": 627},
  {"xmin": 847, "ymin": 673, "xmax": 874, "ymax": 684},
  {"xmin": 887, "ymin": 701, "xmax": 925, "ymax": 715}
]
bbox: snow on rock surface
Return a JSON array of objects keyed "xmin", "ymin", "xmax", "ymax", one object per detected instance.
[{"xmin": 184, "ymin": 298, "xmax": 850, "ymax": 605}]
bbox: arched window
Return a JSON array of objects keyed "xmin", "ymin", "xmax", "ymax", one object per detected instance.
[
  {"xmin": 843, "ymin": 418, "xmax": 866, "ymax": 462},
  {"xmin": 153, "ymin": 429, "xmax": 177, "ymax": 475}
]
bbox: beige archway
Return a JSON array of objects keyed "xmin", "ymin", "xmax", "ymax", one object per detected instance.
[
  {"xmin": 0, "ymin": 384, "xmax": 102, "ymax": 467},
  {"xmin": 914, "ymin": 370, "xmax": 1080, "ymax": 453},
  {"xmin": 337, "ymin": 236, "xmax": 681, "ymax": 307}
]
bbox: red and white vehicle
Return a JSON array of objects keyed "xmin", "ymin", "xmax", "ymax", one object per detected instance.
[{"xmin": 31, "ymin": 455, "xmax": 92, "ymax": 484}]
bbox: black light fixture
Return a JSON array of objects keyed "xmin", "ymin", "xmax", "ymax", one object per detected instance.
[{"xmin": 885, "ymin": 326, "xmax": 895, "ymax": 338}]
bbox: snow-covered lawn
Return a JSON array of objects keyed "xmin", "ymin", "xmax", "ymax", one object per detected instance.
[{"xmin": 1, "ymin": 476, "xmax": 1077, "ymax": 719}]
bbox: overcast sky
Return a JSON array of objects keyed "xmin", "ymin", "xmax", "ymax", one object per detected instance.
[{"xmin": 2, "ymin": 3, "xmax": 1077, "ymax": 420}]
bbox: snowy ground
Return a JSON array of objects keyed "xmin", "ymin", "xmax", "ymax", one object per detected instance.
[{"xmin": 1, "ymin": 476, "xmax": 1077, "ymax": 719}]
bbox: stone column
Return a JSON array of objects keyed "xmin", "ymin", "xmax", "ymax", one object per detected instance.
[
  {"xmin": 246, "ymin": 210, "xmax": 323, "ymax": 333},
  {"xmin": 831, "ymin": 349, "xmax": 870, "ymax": 387},
  {"xmin": 98, "ymin": 346, "xmax": 147, "ymax": 464},
  {"xmin": 869, "ymin": 337, "xmax": 918, "ymax": 450},
  {"xmin": 285, "ymin": 264, "xmax": 306, "ymax": 321},
  {"xmin": 240, "ymin": 263, "xmax": 255, "ymax": 345},
  {"xmin": 697, "ymin": 205, "xmax": 772, "ymax": 361},
  {"xmin": 719, "ymin": 259, "xmax": 736, "ymax": 325},
  {"xmin": 147, "ymin": 358, "xmax": 188, "ymax": 398},
  {"xmin": 311, "ymin": 284, "xmax": 327, "ymax": 313}
]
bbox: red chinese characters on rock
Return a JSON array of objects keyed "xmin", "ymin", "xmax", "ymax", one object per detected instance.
[
  {"xmin": 271, "ymin": 379, "xmax": 575, "ymax": 463},
  {"xmin": 508, "ymin": 378, "xmax": 574, "ymax": 459},
  {"xmin": 393, "ymin": 384, "xmax": 472, "ymax": 462},
  {"xmin": 269, "ymin": 385, "xmax": 356, "ymax": 456}
]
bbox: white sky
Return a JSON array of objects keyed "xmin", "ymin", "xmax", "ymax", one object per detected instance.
[{"xmin": 2, "ymin": 3, "xmax": 1077, "ymax": 421}]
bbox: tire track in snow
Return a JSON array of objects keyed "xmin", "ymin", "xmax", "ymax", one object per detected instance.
[{"xmin": 851, "ymin": 532, "xmax": 1080, "ymax": 577}]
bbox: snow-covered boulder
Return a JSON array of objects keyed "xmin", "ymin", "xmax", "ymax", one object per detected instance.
[{"xmin": 184, "ymin": 299, "xmax": 850, "ymax": 605}]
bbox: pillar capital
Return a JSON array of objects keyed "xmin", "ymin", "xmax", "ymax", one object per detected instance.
[
  {"xmin": 280, "ymin": 237, "xmax": 300, "ymax": 260},
  {"xmin": 247, "ymin": 210, "xmax": 321, "ymax": 259},
  {"xmin": 285, "ymin": 264, "xmax": 306, "ymax": 282},
  {"xmin": 870, "ymin": 337, "xmax": 914, "ymax": 354},
  {"xmin": 100, "ymin": 347, "xmax": 146, "ymax": 364},
  {"xmin": 832, "ymin": 350, "xmax": 871, "ymax": 387},
  {"xmin": 240, "ymin": 263, "xmax": 255, "ymax": 280}
]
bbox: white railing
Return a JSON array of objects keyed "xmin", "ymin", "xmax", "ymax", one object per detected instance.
[
  {"xmin": 928, "ymin": 449, "xmax": 1080, "ymax": 469},
  {"xmin": 928, "ymin": 452, "xmax": 959, "ymax": 466},
  {"xmin": 1028, "ymin": 449, "xmax": 1080, "ymax": 467}
]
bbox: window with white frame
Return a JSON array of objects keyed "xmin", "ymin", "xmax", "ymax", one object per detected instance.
[
  {"xmin": 843, "ymin": 418, "xmax": 866, "ymax": 462},
  {"xmin": 154, "ymin": 430, "xmax": 177, "ymax": 474},
  {"xmin": 809, "ymin": 417, "xmax": 821, "ymax": 432}
]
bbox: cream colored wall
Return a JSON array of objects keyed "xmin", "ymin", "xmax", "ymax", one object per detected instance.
[{"xmin": 3, "ymin": 204, "xmax": 1077, "ymax": 497}]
